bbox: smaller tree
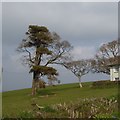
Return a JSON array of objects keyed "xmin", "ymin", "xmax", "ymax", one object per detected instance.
[
  {"xmin": 38, "ymin": 80, "xmax": 46, "ymax": 88},
  {"xmin": 64, "ymin": 60, "xmax": 91, "ymax": 88},
  {"xmin": 47, "ymin": 75, "xmax": 58, "ymax": 86},
  {"xmin": 57, "ymin": 80, "xmax": 61, "ymax": 85}
]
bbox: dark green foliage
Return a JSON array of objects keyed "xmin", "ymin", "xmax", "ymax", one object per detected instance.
[
  {"xmin": 36, "ymin": 47, "xmax": 52, "ymax": 55},
  {"xmin": 92, "ymin": 80, "xmax": 119, "ymax": 88},
  {"xmin": 26, "ymin": 25, "xmax": 52, "ymax": 47},
  {"xmin": 30, "ymin": 65, "xmax": 58, "ymax": 76},
  {"xmin": 28, "ymin": 25, "xmax": 49, "ymax": 33},
  {"xmin": 42, "ymin": 106, "xmax": 56, "ymax": 113}
]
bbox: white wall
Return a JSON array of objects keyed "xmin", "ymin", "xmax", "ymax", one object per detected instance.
[{"xmin": 110, "ymin": 66, "xmax": 120, "ymax": 81}]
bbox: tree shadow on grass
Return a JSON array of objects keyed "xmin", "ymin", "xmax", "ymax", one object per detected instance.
[
  {"xmin": 47, "ymin": 85, "xmax": 80, "ymax": 92},
  {"xmin": 37, "ymin": 85, "xmax": 79, "ymax": 96},
  {"xmin": 37, "ymin": 89, "xmax": 56, "ymax": 96}
]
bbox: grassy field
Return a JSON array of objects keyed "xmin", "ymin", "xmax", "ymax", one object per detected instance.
[{"xmin": 2, "ymin": 81, "xmax": 118, "ymax": 118}]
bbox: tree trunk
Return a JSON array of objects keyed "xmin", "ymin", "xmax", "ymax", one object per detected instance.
[
  {"xmin": 32, "ymin": 79, "xmax": 36, "ymax": 95},
  {"xmin": 78, "ymin": 77, "xmax": 82, "ymax": 88},
  {"xmin": 32, "ymin": 48, "xmax": 42, "ymax": 95},
  {"xmin": 32, "ymin": 71, "xmax": 39, "ymax": 95}
]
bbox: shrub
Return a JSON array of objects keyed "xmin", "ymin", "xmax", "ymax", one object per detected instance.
[
  {"xmin": 20, "ymin": 97, "xmax": 118, "ymax": 118},
  {"xmin": 42, "ymin": 106, "xmax": 56, "ymax": 113},
  {"xmin": 52, "ymin": 97, "xmax": 118, "ymax": 118},
  {"xmin": 92, "ymin": 80, "xmax": 119, "ymax": 88}
]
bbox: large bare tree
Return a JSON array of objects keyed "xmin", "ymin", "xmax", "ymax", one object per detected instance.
[
  {"xmin": 17, "ymin": 25, "xmax": 72, "ymax": 95},
  {"xmin": 91, "ymin": 40, "xmax": 119, "ymax": 75}
]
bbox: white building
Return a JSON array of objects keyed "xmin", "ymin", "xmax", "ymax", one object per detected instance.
[{"xmin": 109, "ymin": 64, "xmax": 120, "ymax": 81}]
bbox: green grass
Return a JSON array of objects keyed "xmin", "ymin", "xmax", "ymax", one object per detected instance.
[{"xmin": 2, "ymin": 81, "xmax": 118, "ymax": 117}]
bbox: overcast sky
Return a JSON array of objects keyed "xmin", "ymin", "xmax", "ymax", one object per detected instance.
[{"xmin": 2, "ymin": 2, "xmax": 118, "ymax": 91}]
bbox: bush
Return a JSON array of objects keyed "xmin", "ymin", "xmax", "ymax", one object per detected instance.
[
  {"xmin": 19, "ymin": 97, "xmax": 118, "ymax": 118},
  {"xmin": 92, "ymin": 80, "xmax": 119, "ymax": 88},
  {"xmin": 52, "ymin": 97, "xmax": 118, "ymax": 118},
  {"xmin": 42, "ymin": 106, "xmax": 56, "ymax": 113}
]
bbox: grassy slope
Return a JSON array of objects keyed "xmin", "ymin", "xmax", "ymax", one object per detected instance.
[{"xmin": 2, "ymin": 82, "xmax": 118, "ymax": 117}]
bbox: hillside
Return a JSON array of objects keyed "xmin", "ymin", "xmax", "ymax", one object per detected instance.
[{"xmin": 2, "ymin": 81, "xmax": 118, "ymax": 118}]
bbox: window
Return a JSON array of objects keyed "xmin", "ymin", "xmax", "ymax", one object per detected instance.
[
  {"xmin": 115, "ymin": 77, "xmax": 119, "ymax": 81},
  {"xmin": 114, "ymin": 67, "xmax": 119, "ymax": 73}
]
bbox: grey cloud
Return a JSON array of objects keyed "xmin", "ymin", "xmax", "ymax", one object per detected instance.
[
  {"xmin": 3, "ymin": 2, "xmax": 117, "ymax": 45},
  {"xmin": 71, "ymin": 46, "xmax": 95, "ymax": 60}
]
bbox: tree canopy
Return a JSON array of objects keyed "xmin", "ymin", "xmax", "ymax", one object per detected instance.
[
  {"xmin": 91, "ymin": 40, "xmax": 119, "ymax": 75},
  {"xmin": 63, "ymin": 60, "xmax": 91, "ymax": 87}
]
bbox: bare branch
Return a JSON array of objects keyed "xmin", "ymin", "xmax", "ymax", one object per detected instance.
[
  {"xmin": 93, "ymin": 40, "xmax": 120, "ymax": 75},
  {"xmin": 24, "ymin": 47, "xmax": 34, "ymax": 63}
]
